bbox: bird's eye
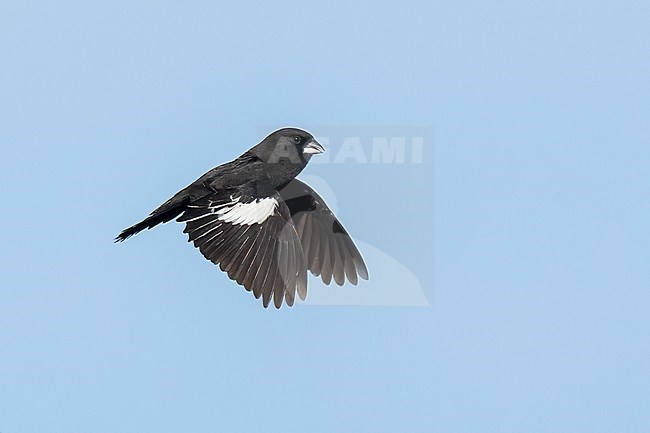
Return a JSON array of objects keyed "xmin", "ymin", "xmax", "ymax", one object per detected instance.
[{"xmin": 293, "ymin": 136, "xmax": 302, "ymax": 144}]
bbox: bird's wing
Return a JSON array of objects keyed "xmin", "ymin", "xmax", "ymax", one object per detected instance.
[
  {"xmin": 177, "ymin": 188, "xmax": 307, "ymax": 308},
  {"xmin": 277, "ymin": 179, "xmax": 368, "ymax": 286}
]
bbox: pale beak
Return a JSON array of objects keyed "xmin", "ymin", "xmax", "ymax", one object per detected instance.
[{"xmin": 303, "ymin": 139, "xmax": 325, "ymax": 155}]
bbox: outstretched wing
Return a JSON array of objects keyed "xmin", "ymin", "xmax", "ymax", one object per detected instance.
[
  {"xmin": 177, "ymin": 188, "xmax": 307, "ymax": 308},
  {"xmin": 278, "ymin": 179, "xmax": 368, "ymax": 286}
]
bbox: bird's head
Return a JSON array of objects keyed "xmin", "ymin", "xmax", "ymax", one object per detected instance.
[{"xmin": 251, "ymin": 127, "xmax": 325, "ymax": 165}]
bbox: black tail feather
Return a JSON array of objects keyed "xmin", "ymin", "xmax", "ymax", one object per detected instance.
[{"xmin": 115, "ymin": 191, "xmax": 191, "ymax": 242}]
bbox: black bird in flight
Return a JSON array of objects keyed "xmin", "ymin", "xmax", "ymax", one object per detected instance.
[{"xmin": 116, "ymin": 128, "xmax": 368, "ymax": 308}]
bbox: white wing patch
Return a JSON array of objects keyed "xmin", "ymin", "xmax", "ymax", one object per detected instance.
[{"xmin": 216, "ymin": 196, "xmax": 278, "ymax": 225}]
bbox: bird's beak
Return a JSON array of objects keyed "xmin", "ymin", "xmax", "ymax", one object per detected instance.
[{"xmin": 303, "ymin": 139, "xmax": 325, "ymax": 155}]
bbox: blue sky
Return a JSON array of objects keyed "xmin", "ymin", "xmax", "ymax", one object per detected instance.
[{"xmin": 1, "ymin": 1, "xmax": 649, "ymax": 432}]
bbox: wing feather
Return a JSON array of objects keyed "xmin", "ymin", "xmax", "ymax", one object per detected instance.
[
  {"xmin": 278, "ymin": 179, "xmax": 368, "ymax": 286},
  {"xmin": 178, "ymin": 189, "xmax": 306, "ymax": 308}
]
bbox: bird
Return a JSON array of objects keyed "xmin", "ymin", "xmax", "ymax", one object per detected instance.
[{"xmin": 116, "ymin": 127, "xmax": 368, "ymax": 308}]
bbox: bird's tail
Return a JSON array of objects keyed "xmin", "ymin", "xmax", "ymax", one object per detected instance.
[{"xmin": 115, "ymin": 190, "xmax": 191, "ymax": 242}]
